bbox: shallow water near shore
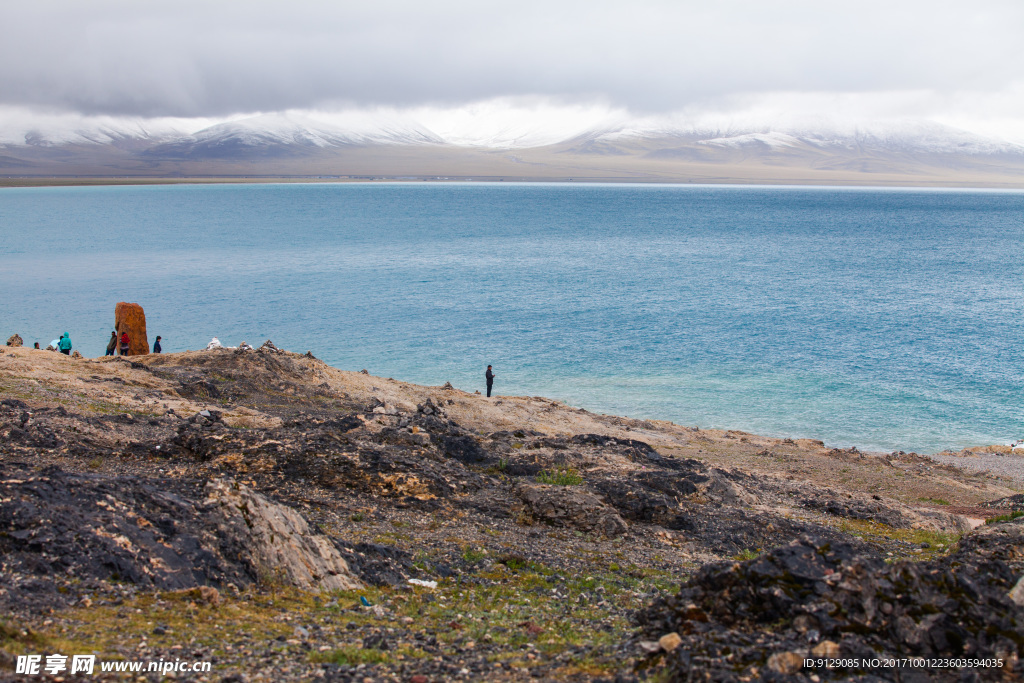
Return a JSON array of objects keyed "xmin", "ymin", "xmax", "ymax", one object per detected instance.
[{"xmin": 2, "ymin": 182, "xmax": 1022, "ymax": 453}]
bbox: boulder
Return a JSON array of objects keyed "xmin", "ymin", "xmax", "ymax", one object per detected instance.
[
  {"xmin": 114, "ymin": 302, "xmax": 149, "ymax": 356},
  {"xmin": 704, "ymin": 469, "xmax": 757, "ymax": 506},
  {"xmin": 203, "ymin": 479, "xmax": 363, "ymax": 591},
  {"xmin": 5, "ymin": 334, "xmax": 22, "ymax": 347},
  {"xmin": 515, "ymin": 482, "xmax": 627, "ymax": 536}
]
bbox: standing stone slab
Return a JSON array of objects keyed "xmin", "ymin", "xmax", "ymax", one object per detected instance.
[{"xmin": 115, "ymin": 302, "xmax": 150, "ymax": 356}]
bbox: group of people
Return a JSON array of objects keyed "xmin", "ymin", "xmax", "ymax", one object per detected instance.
[
  {"xmin": 104, "ymin": 331, "xmax": 161, "ymax": 356},
  {"xmin": 31, "ymin": 333, "xmax": 74, "ymax": 354},
  {"xmin": 27, "ymin": 331, "xmax": 163, "ymax": 356}
]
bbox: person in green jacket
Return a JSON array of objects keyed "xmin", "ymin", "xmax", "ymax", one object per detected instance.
[
  {"xmin": 105, "ymin": 331, "xmax": 117, "ymax": 356},
  {"xmin": 58, "ymin": 332, "xmax": 72, "ymax": 355}
]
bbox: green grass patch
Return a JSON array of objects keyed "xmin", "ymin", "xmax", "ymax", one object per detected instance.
[
  {"xmin": 837, "ymin": 518, "xmax": 961, "ymax": 558},
  {"xmin": 313, "ymin": 644, "xmax": 416, "ymax": 666},
  {"xmin": 0, "ymin": 620, "xmax": 54, "ymax": 655},
  {"xmin": 985, "ymin": 510, "xmax": 1024, "ymax": 525},
  {"xmin": 24, "ymin": 555, "xmax": 681, "ymax": 679},
  {"xmin": 732, "ymin": 548, "xmax": 761, "ymax": 561},
  {"xmin": 497, "ymin": 554, "xmax": 553, "ymax": 575},
  {"xmin": 536, "ymin": 467, "xmax": 583, "ymax": 486},
  {"xmin": 462, "ymin": 547, "xmax": 488, "ymax": 563},
  {"xmin": 917, "ymin": 497, "xmax": 952, "ymax": 506}
]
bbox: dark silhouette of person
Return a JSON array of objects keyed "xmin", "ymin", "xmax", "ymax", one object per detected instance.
[
  {"xmin": 153, "ymin": 336, "xmax": 162, "ymax": 353},
  {"xmin": 485, "ymin": 365, "xmax": 495, "ymax": 397},
  {"xmin": 105, "ymin": 331, "xmax": 117, "ymax": 356}
]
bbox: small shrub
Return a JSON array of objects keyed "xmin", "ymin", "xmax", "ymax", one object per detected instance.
[
  {"xmin": 484, "ymin": 457, "xmax": 510, "ymax": 476},
  {"xmin": 514, "ymin": 509, "xmax": 534, "ymax": 526},
  {"xmin": 500, "ymin": 554, "xmax": 528, "ymax": 571},
  {"xmin": 497, "ymin": 554, "xmax": 553, "ymax": 575},
  {"xmin": 462, "ymin": 547, "xmax": 487, "ymax": 563},
  {"xmin": 227, "ymin": 415, "xmax": 258, "ymax": 429}
]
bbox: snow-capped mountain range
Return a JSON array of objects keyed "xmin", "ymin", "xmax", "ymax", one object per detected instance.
[
  {"xmin": 4, "ymin": 109, "xmax": 1023, "ymax": 154},
  {"xmin": 3, "ymin": 108, "xmax": 1024, "ymax": 184}
]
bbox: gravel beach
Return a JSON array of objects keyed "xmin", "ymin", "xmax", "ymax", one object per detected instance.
[{"xmin": 928, "ymin": 451, "xmax": 1024, "ymax": 486}]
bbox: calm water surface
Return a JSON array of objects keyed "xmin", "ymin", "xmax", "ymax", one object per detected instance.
[{"xmin": 1, "ymin": 182, "xmax": 1022, "ymax": 453}]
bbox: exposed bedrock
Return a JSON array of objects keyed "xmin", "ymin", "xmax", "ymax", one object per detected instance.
[
  {"xmin": 0, "ymin": 466, "xmax": 361, "ymax": 611},
  {"xmin": 637, "ymin": 519, "xmax": 1024, "ymax": 680}
]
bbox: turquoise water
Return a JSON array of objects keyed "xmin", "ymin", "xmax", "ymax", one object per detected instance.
[{"xmin": 1, "ymin": 182, "xmax": 1022, "ymax": 453}]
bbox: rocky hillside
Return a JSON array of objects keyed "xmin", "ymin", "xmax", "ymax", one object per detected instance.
[{"xmin": 1, "ymin": 344, "xmax": 1021, "ymax": 681}]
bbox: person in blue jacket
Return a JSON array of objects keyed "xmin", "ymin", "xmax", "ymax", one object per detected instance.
[
  {"xmin": 58, "ymin": 332, "xmax": 72, "ymax": 355},
  {"xmin": 153, "ymin": 336, "xmax": 162, "ymax": 353}
]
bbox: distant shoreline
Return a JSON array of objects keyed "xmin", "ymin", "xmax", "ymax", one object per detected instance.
[{"xmin": 4, "ymin": 176, "xmax": 1024, "ymax": 190}]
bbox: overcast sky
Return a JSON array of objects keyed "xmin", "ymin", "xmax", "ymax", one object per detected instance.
[{"xmin": 1, "ymin": 0, "xmax": 1023, "ymax": 140}]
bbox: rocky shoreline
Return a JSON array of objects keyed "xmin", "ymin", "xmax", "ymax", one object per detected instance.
[{"xmin": 1, "ymin": 344, "xmax": 1022, "ymax": 681}]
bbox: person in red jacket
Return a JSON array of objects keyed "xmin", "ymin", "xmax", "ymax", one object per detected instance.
[{"xmin": 118, "ymin": 331, "xmax": 130, "ymax": 356}]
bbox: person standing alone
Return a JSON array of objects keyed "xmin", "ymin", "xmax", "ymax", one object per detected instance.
[{"xmin": 485, "ymin": 365, "xmax": 495, "ymax": 397}]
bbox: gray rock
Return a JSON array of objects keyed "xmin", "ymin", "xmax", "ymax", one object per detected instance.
[
  {"xmin": 1010, "ymin": 576, "xmax": 1024, "ymax": 607},
  {"xmin": 257, "ymin": 340, "xmax": 281, "ymax": 353},
  {"xmin": 515, "ymin": 482, "xmax": 627, "ymax": 537},
  {"xmin": 704, "ymin": 469, "xmax": 756, "ymax": 506},
  {"xmin": 203, "ymin": 479, "xmax": 363, "ymax": 591}
]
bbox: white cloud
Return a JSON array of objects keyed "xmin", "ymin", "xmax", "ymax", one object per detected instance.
[
  {"xmin": 0, "ymin": 106, "xmax": 222, "ymax": 145},
  {"xmin": 1, "ymin": 0, "xmax": 1022, "ymax": 120}
]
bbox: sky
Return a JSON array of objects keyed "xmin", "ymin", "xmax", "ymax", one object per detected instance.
[{"xmin": 1, "ymin": 0, "xmax": 1023, "ymax": 144}]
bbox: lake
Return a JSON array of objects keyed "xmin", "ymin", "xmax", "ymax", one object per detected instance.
[{"xmin": 2, "ymin": 182, "xmax": 1022, "ymax": 453}]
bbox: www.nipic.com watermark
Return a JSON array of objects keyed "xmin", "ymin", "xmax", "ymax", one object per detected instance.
[{"xmin": 15, "ymin": 654, "xmax": 212, "ymax": 676}]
